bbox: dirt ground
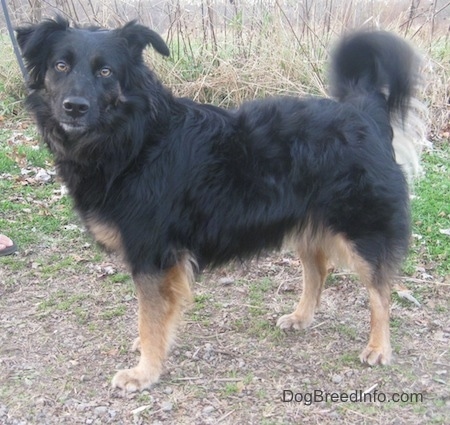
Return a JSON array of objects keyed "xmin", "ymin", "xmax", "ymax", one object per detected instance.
[{"xmin": 0, "ymin": 236, "xmax": 449, "ymax": 425}]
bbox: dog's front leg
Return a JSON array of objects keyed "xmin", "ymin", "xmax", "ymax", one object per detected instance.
[{"xmin": 112, "ymin": 262, "xmax": 193, "ymax": 392}]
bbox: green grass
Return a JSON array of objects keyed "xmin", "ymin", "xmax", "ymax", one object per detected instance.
[
  {"xmin": 248, "ymin": 277, "xmax": 272, "ymax": 315},
  {"xmin": 101, "ymin": 305, "xmax": 127, "ymax": 320},
  {"xmin": 222, "ymin": 381, "xmax": 241, "ymax": 396},
  {"xmin": 188, "ymin": 293, "xmax": 213, "ymax": 325},
  {"xmin": 0, "ymin": 124, "xmax": 102, "ymax": 289},
  {"xmin": 108, "ymin": 272, "xmax": 132, "ymax": 284},
  {"xmin": 38, "ymin": 290, "xmax": 88, "ymax": 312},
  {"xmin": 335, "ymin": 323, "xmax": 358, "ymax": 341},
  {"xmin": 408, "ymin": 146, "xmax": 450, "ymax": 275}
]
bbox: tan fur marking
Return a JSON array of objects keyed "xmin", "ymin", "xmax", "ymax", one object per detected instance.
[
  {"xmin": 277, "ymin": 248, "xmax": 328, "ymax": 330},
  {"xmin": 112, "ymin": 257, "xmax": 193, "ymax": 392},
  {"xmin": 85, "ymin": 218, "xmax": 123, "ymax": 252},
  {"xmin": 331, "ymin": 235, "xmax": 392, "ymax": 365},
  {"xmin": 360, "ymin": 285, "xmax": 392, "ymax": 365},
  {"xmin": 279, "ymin": 225, "xmax": 372, "ymax": 330},
  {"xmin": 280, "ymin": 225, "xmax": 392, "ymax": 365}
]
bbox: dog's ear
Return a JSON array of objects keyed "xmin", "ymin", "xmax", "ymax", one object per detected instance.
[
  {"xmin": 16, "ymin": 15, "xmax": 70, "ymax": 88},
  {"xmin": 117, "ymin": 21, "xmax": 170, "ymax": 58}
]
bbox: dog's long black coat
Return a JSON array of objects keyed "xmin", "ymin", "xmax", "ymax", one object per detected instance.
[
  {"xmin": 16, "ymin": 17, "xmax": 423, "ymax": 387},
  {"xmin": 17, "ymin": 18, "xmax": 412, "ymax": 277}
]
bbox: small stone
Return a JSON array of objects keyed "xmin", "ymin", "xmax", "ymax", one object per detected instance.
[
  {"xmin": 161, "ymin": 401, "xmax": 173, "ymax": 412},
  {"xmin": 164, "ymin": 386, "xmax": 173, "ymax": 394},
  {"xmin": 103, "ymin": 265, "xmax": 116, "ymax": 275},
  {"xmin": 35, "ymin": 168, "xmax": 52, "ymax": 182},
  {"xmin": 94, "ymin": 406, "xmax": 108, "ymax": 416},
  {"xmin": 35, "ymin": 397, "xmax": 47, "ymax": 406},
  {"xmin": 328, "ymin": 411, "xmax": 340, "ymax": 419},
  {"xmin": 332, "ymin": 375, "xmax": 343, "ymax": 384},
  {"xmin": 202, "ymin": 405, "xmax": 215, "ymax": 414},
  {"xmin": 218, "ymin": 277, "xmax": 235, "ymax": 285}
]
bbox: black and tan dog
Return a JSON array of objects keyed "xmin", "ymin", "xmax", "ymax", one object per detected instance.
[{"xmin": 16, "ymin": 16, "xmax": 424, "ymax": 392}]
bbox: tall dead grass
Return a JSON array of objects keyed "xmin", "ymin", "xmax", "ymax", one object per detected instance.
[
  {"xmin": 153, "ymin": 0, "xmax": 449, "ymax": 137},
  {"xmin": 2, "ymin": 0, "xmax": 449, "ymax": 135}
]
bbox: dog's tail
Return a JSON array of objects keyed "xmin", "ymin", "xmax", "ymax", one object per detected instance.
[{"xmin": 330, "ymin": 31, "xmax": 428, "ymax": 182}]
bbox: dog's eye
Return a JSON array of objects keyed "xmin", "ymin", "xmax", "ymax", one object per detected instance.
[
  {"xmin": 55, "ymin": 61, "xmax": 69, "ymax": 73},
  {"xmin": 99, "ymin": 67, "xmax": 112, "ymax": 78}
]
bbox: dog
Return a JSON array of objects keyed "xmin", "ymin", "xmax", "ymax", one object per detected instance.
[{"xmin": 16, "ymin": 16, "xmax": 425, "ymax": 392}]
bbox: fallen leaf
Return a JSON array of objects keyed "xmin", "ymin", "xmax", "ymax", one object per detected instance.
[{"xmin": 396, "ymin": 289, "xmax": 421, "ymax": 307}]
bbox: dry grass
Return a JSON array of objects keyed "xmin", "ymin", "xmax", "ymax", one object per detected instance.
[
  {"xmin": 148, "ymin": 0, "xmax": 449, "ymax": 136},
  {"xmin": 4, "ymin": 0, "xmax": 448, "ymax": 135}
]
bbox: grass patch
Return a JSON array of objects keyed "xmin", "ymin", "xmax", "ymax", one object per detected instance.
[
  {"xmin": 101, "ymin": 305, "xmax": 127, "ymax": 320},
  {"xmin": 408, "ymin": 146, "xmax": 450, "ymax": 275},
  {"xmin": 335, "ymin": 323, "xmax": 358, "ymax": 341},
  {"xmin": 188, "ymin": 293, "xmax": 213, "ymax": 325},
  {"xmin": 107, "ymin": 273, "xmax": 132, "ymax": 284},
  {"xmin": 38, "ymin": 291, "xmax": 88, "ymax": 312},
  {"xmin": 248, "ymin": 277, "xmax": 272, "ymax": 315},
  {"xmin": 15, "ymin": 144, "xmax": 53, "ymax": 169},
  {"xmin": 0, "ymin": 124, "xmax": 104, "ymax": 285},
  {"xmin": 222, "ymin": 381, "xmax": 241, "ymax": 396}
]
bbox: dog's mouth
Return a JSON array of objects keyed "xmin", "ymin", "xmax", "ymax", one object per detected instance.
[{"xmin": 59, "ymin": 121, "xmax": 88, "ymax": 134}]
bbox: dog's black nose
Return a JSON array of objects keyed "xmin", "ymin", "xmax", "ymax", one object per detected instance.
[{"xmin": 62, "ymin": 97, "xmax": 90, "ymax": 118}]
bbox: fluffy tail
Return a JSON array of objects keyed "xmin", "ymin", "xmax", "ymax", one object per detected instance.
[{"xmin": 330, "ymin": 31, "xmax": 428, "ymax": 182}]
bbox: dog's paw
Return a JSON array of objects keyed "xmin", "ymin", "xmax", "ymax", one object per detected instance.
[
  {"xmin": 359, "ymin": 344, "xmax": 392, "ymax": 366},
  {"xmin": 112, "ymin": 367, "xmax": 159, "ymax": 392},
  {"xmin": 276, "ymin": 313, "xmax": 313, "ymax": 330}
]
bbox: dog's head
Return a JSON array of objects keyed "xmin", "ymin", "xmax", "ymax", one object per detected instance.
[{"xmin": 16, "ymin": 16, "xmax": 169, "ymax": 135}]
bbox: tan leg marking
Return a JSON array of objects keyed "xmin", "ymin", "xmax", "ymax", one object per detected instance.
[
  {"xmin": 280, "ymin": 228, "xmax": 393, "ymax": 366},
  {"xmin": 338, "ymin": 239, "xmax": 392, "ymax": 366},
  {"xmin": 277, "ymin": 249, "xmax": 329, "ymax": 330},
  {"xmin": 112, "ymin": 259, "xmax": 193, "ymax": 392},
  {"xmin": 359, "ymin": 285, "xmax": 392, "ymax": 366}
]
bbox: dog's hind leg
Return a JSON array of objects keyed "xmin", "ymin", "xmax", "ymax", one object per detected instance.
[
  {"xmin": 277, "ymin": 231, "xmax": 393, "ymax": 366},
  {"xmin": 344, "ymin": 248, "xmax": 393, "ymax": 366},
  {"xmin": 358, "ymin": 271, "xmax": 392, "ymax": 366},
  {"xmin": 112, "ymin": 259, "xmax": 193, "ymax": 392},
  {"xmin": 277, "ymin": 248, "xmax": 329, "ymax": 330}
]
